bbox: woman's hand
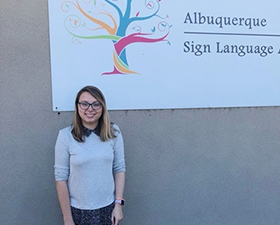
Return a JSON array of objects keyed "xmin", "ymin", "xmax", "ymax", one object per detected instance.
[
  {"xmin": 63, "ymin": 218, "xmax": 75, "ymax": 225},
  {"xmin": 63, "ymin": 216, "xmax": 75, "ymax": 225},
  {"xmin": 56, "ymin": 181, "xmax": 75, "ymax": 225},
  {"xmin": 111, "ymin": 204, "xmax": 123, "ymax": 225}
]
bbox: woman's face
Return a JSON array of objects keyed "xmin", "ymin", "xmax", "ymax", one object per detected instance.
[{"xmin": 78, "ymin": 91, "xmax": 103, "ymax": 129}]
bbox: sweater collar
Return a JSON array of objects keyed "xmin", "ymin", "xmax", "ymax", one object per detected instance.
[{"xmin": 83, "ymin": 125, "xmax": 100, "ymax": 137}]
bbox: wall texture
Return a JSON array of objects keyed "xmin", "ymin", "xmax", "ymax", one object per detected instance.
[{"xmin": 1, "ymin": 1, "xmax": 280, "ymax": 225}]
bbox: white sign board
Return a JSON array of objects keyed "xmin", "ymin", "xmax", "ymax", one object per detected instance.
[{"xmin": 48, "ymin": 0, "xmax": 280, "ymax": 111}]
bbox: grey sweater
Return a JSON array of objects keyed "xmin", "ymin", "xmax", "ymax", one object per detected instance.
[{"xmin": 54, "ymin": 124, "xmax": 126, "ymax": 210}]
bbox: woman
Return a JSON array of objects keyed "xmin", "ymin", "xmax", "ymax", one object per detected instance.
[{"xmin": 54, "ymin": 86, "xmax": 126, "ymax": 225}]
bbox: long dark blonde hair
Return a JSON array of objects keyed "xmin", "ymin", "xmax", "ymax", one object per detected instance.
[{"xmin": 71, "ymin": 86, "xmax": 116, "ymax": 142}]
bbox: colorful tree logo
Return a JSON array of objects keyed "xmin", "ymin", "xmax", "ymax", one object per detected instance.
[{"xmin": 61, "ymin": 0, "xmax": 171, "ymax": 75}]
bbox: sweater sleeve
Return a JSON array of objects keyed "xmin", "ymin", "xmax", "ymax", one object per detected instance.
[
  {"xmin": 54, "ymin": 129, "xmax": 70, "ymax": 181},
  {"xmin": 112, "ymin": 125, "xmax": 126, "ymax": 174}
]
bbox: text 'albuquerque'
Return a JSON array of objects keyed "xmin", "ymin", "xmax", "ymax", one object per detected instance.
[{"xmin": 184, "ymin": 12, "xmax": 267, "ymax": 30}]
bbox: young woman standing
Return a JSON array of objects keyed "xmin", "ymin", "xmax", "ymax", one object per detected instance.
[{"xmin": 54, "ymin": 86, "xmax": 126, "ymax": 225}]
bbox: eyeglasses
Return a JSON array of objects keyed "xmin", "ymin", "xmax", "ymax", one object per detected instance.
[{"xmin": 78, "ymin": 101, "xmax": 102, "ymax": 110}]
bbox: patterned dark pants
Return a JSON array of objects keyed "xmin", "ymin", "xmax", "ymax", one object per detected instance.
[{"xmin": 71, "ymin": 202, "xmax": 115, "ymax": 225}]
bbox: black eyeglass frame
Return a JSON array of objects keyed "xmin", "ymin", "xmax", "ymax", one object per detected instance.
[{"xmin": 78, "ymin": 101, "xmax": 102, "ymax": 110}]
